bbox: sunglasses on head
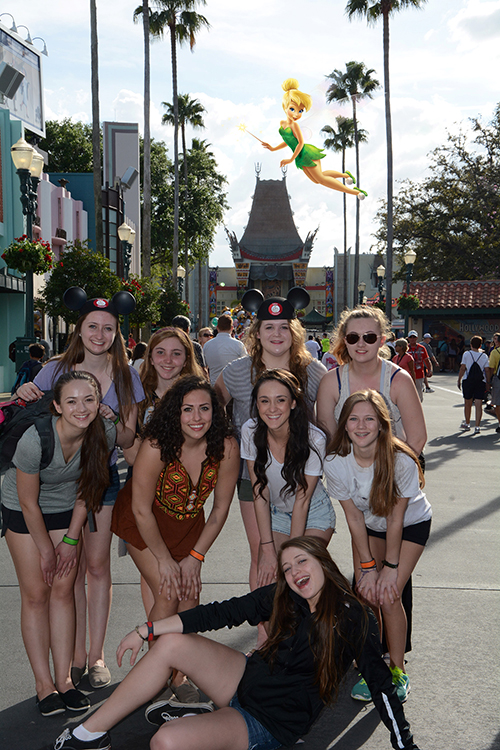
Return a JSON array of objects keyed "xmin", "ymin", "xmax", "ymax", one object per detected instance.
[{"xmin": 345, "ymin": 332, "xmax": 379, "ymax": 345}]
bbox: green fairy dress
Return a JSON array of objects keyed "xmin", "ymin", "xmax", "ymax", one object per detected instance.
[{"xmin": 279, "ymin": 126, "xmax": 325, "ymax": 170}]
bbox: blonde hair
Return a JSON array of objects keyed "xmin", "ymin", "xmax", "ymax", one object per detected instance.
[
  {"xmin": 395, "ymin": 338, "xmax": 408, "ymax": 353},
  {"xmin": 282, "ymin": 78, "xmax": 312, "ymax": 113},
  {"xmin": 332, "ymin": 306, "xmax": 391, "ymax": 365}
]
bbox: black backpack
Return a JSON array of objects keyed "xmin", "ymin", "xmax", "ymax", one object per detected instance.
[
  {"xmin": 0, "ymin": 392, "xmax": 55, "ymax": 477},
  {"xmin": 465, "ymin": 353, "xmax": 484, "ymax": 387}
]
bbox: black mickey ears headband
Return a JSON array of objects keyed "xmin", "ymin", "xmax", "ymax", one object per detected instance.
[
  {"xmin": 63, "ymin": 287, "xmax": 136, "ymax": 318},
  {"xmin": 241, "ymin": 287, "xmax": 310, "ymax": 320}
]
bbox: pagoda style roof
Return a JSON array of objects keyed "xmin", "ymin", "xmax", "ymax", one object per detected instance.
[{"xmin": 238, "ymin": 178, "xmax": 304, "ymax": 261}]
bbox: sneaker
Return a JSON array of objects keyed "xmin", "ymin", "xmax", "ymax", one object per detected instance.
[
  {"xmin": 474, "ymin": 426, "xmax": 481, "ymax": 434},
  {"xmin": 390, "ymin": 667, "xmax": 410, "ymax": 703},
  {"xmin": 425, "ymin": 387, "xmax": 434, "ymax": 393},
  {"xmin": 174, "ymin": 681, "xmax": 201, "ymax": 703},
  {"xmin": 460, "ymin": 421, "xmax": 470, "ymax": 430},
  {"xmin": 350, "ymin": 676, "xmax": 372, "ymax": 702},
  {"xmin": 145, "ymin": 698, "xmax": 214, "ymax": 726},
  {"xmin": 54, "ymin": 728, "xmax": 111, "ymax": 750}
]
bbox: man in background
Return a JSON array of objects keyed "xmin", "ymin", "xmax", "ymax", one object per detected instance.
[{"xmin": 203, "ymin": 314, "xmax": 246, "ymax": 385}]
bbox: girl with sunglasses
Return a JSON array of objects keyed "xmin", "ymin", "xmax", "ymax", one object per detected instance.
[
  {"xmin": 317, "ymin": 307, "xmax": 426, "ymax": 457},
  {"xmin": 324, "ymin": 390, "xmax": 432, "ymax": 703}
]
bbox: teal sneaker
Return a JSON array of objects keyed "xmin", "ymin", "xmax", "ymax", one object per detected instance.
[
  {"xmin": 391, "ymin": 666, "xmax": 410, "ymax": 703},
  {"xmin": 351, "ymin": 676, "xmax": 372, "ymax": 701}
]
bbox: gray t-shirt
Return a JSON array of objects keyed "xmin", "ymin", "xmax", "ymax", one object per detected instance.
[{"xmin": 1, "ymin": 416, "xmax": 116, "ymax": 514}]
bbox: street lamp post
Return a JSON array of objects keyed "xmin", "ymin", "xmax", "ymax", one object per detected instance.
[
  {"xmin": 177, "ymin": 266, "xmax": 186, "ymax": 298},
  {"xmin": 403, "ymin": 249, "xmax": 417, "ymax": 336},
  {"xmin": 377, "ymin": 264, "xmax": 386, "ymax": 307},
  {"xmin": 10, "ymin": 137, "xmax": 43, "ymax": 341},
  {"xmin": 117, "ymin": 222, "xmax": 135, "ymax": 341},
  {"xmin": 358, "ymin": 281, "xmax": 366, "ymax": 306}
]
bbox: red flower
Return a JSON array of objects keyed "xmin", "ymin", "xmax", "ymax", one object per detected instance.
[{"xmin": 60, "ymin": 262, "xmax": 64, "ymax": 267}]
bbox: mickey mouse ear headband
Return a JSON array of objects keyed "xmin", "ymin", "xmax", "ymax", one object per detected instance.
[
  {"xmin": 63, "ymin": 287, "xmax": 136, "ymax": 318},
  {"xmin": 241, "ymin": 287, "xmax": 310, "ymax": 320}
]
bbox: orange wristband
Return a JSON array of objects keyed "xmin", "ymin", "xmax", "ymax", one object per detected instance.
[
  {"xmin": 360, "ymin": 558, "xmax": 376, "ymax": 569},
  {"xmin": 189, "ymin": 549, "xmax": 205, "ymax": 562}
]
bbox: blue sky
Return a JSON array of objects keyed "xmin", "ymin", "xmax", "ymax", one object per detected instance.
[{"xmin": 10, "ymin": 0, "xmax": 500, "ymax": 268}]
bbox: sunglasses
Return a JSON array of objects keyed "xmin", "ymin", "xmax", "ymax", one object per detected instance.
[
  {"xmin": 345, "ymin": 332, "xmax": 379, "ymax": 345},
  {"xmin": 201, "ymin": 333, "xmax": 213, "ymax": 338}
]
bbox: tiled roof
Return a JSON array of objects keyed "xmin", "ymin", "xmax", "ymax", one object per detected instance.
[
  {"xmin": 410, "ymin": 280, "xmax": 500, "ymax": 309},
  {"xmin": 239, "ymin": 179, "xmax": 303, "ymax": 258}
]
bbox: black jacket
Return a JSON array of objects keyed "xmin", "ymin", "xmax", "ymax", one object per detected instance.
[{"xmin": 179, "ymin": 585, "xmax": 419, "ymax": 749}]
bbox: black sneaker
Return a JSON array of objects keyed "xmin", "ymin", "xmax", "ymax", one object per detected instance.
[
  {"xmin": 145, "ymin": 698, "xmax": 214, "ymax": 726},
  {"xmin": 59, "ymin": 688, "xmax": 91, "ymax": 712},
  {"xmin": 54, "ymin": 728, "xmax": 111, "ymax": 750},
  {"xmin": 36, "ymin": 692, "xmax": 65, "ymax": 717}
]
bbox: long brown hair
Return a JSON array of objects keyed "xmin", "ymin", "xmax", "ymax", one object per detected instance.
[
  {"xmin": 243, "ymin": 317, "xmax": 312, "ymax": 387},
  {"xmin": 331, "ymin": 306, "xmax": 391, "ymax": 366},
  {"xmin": 138, "ymin": 328, "xmax": 203, "ymax": 425},
  {"xmin": 50, "ymin": 311, "xmax": 134, "ymax": 424},
  {"xmin": 52, "ymin": 371, "xmax": 111, "ymax": 514},
  {"xmin": 261, "ymin": 536, "xmax": 366, "ymax": 704},
  {"xmin": 328, "ymin": 390, "xmax": 424, "ymax": 517}
]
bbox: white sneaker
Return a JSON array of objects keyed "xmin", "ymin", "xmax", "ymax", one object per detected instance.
[
  {"xmin": 474, "ymin": 426, "xmax": 481, "ymax": 434},
  {"xmin": 460, "ymin": 421, "xmax": 470, "ymax": 430}
]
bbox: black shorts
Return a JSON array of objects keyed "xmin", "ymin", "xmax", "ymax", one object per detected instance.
[
  {"xmin": 1, "ymin": 505, "xmax": 73, "ymax": 536},
  {"xmin": 462, "ymin": 378, "xmax": 486, "ymax": 401},
  {"xmin": 367, "ymin": 518, "xmax": 431, "ymax": 547}
]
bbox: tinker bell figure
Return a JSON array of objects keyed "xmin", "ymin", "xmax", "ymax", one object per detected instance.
[{"xmin": 262, "ymin": 78, "xmax": 367, "ymax": 199}]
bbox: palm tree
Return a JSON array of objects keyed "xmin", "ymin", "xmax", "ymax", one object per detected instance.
[
  {"xmin": 90, "ymin": 0, "xmax": 103, "ymax": 255},
  {"xmin": 345, "ymin": 0, "xmax": 428, "ymax": 317},
  {"xmin": 141, "ymin": 0, "xmax": 151, "ymax": 283},
  {"xmin": 134, "ymin": 1, "xmax": 209, "ymax": 285},
  {"xmin": 322, "ymin": 117, "xmax": 367, "ymax": 310},
  {"xmin": 162, "ymin": 94, "xmax": 206, "ymax": 303},
  {"xmin": 326, "ymin": 61, "xmax": 379, "ymax": 307}
]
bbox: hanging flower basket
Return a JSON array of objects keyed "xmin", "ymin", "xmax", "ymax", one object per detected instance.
[
  {"xmin": 396, "ymin": 292, "xmax": 420, "ymax": 313},
  {"xmin": 1, "ymin": 235, "xmax": 54, "ymax": 275}
]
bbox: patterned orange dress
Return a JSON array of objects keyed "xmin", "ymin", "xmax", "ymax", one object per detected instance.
[{"xmin": 111, "ymin": 457, "xmax": 219, "ymax": 561}]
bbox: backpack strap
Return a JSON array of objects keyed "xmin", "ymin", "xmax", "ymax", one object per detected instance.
[{"xmin": 34, "ymin": 416, "xmax": 56, "ymax": 471}]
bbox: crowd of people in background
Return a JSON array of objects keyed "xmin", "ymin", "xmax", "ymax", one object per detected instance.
[{"xmin": 3, "ymin": 286, "xmax": 500, "ymax": 750}]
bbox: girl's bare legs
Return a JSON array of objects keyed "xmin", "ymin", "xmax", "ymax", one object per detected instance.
[
  {"xmin": 74, "ymin": 506, "xmax": 114, "ymax": 671},
  {"xmin": 82, "ymin": 633, "xmax": 247, "ymax": 744},
  {"xmin": 151, "ymin": 706, "xmax": 248, "ymax": 750},
  {"xmin": 369, "ymin": 537, "xmax": 425, "ymax": 671},
  {"xmin": 303, "ymin": 163, "xmax": 362, "ymax": 196},
  {"xmin": 239, "ymin": 499, "xmax": 267, "ymax": 648},
  {"xmin": 127, "ymin": 543, "xmax": 199, "ymax": 690},
  {"xmin": 6, "ymin": 529, "xmax": 79, "ymax": 699}
]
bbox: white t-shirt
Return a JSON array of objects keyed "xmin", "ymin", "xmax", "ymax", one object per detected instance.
[
  {"xmin": 461, "ymin": 350, "xmax": 488, "ymax": 381},
  {"xmin": 240, "ymin": 419, "xmax": 325, "ymax": 512},
  {"xmin": 305, "ymin": 339, "xmax": 321, "ymax": 358},
  {"xmin": 324, "ymin": 450, "xmax": 432, "ymax": 532}
]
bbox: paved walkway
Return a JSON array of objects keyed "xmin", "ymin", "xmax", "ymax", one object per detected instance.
[{"xmin": 1, "ymin": 373, "xmax": 499, "ymax": 750}]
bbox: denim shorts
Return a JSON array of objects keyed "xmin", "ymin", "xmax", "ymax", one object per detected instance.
[
  {"xmin": 271, "ymin": 481, "xmax": 336, "ymax": 535},
  {"xmin": 229, "ymin": 693, "xmax": 282, "ymax": 750},
  {"xmin": 101, "ymin": 463, "xmax": 121, "ymax": 507}
]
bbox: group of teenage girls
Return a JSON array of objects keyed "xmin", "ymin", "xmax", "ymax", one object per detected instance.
[{"xmin": 2, "ymin": 286, "xmax": 430, "ymax": 750}]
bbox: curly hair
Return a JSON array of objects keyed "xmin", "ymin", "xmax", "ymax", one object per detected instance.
[
  {"xmin": 250, "ymin": 370, "xmax": 318, "ymax": 501},
  {"xmin": 138, "ymin": 328, "xmax": 204, "ymax": 426},
  {"xmin": 327, "ymin": 389, "xmax": 424, "ymax": 517},
  {"xmin": 331, "ymin": 306, "xmax": 391, "ymax": 365},
  {"xmin": 243, "ymin": 317, "xmax": 312, "ymax": 389},
  {"xmin": 50, "ymin": 310, "xmax": 134, "ymax": 425},
  {"xmin": 142, "ymin": 375, "xmax": 231, "ymax": 465},
  {"xmin": 260, "ymin": 536, "xmax": 367, "ymax": 704},
  {"xmin": 52, "ymin": 371, "xmax": 111, "ymax": 514}
]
